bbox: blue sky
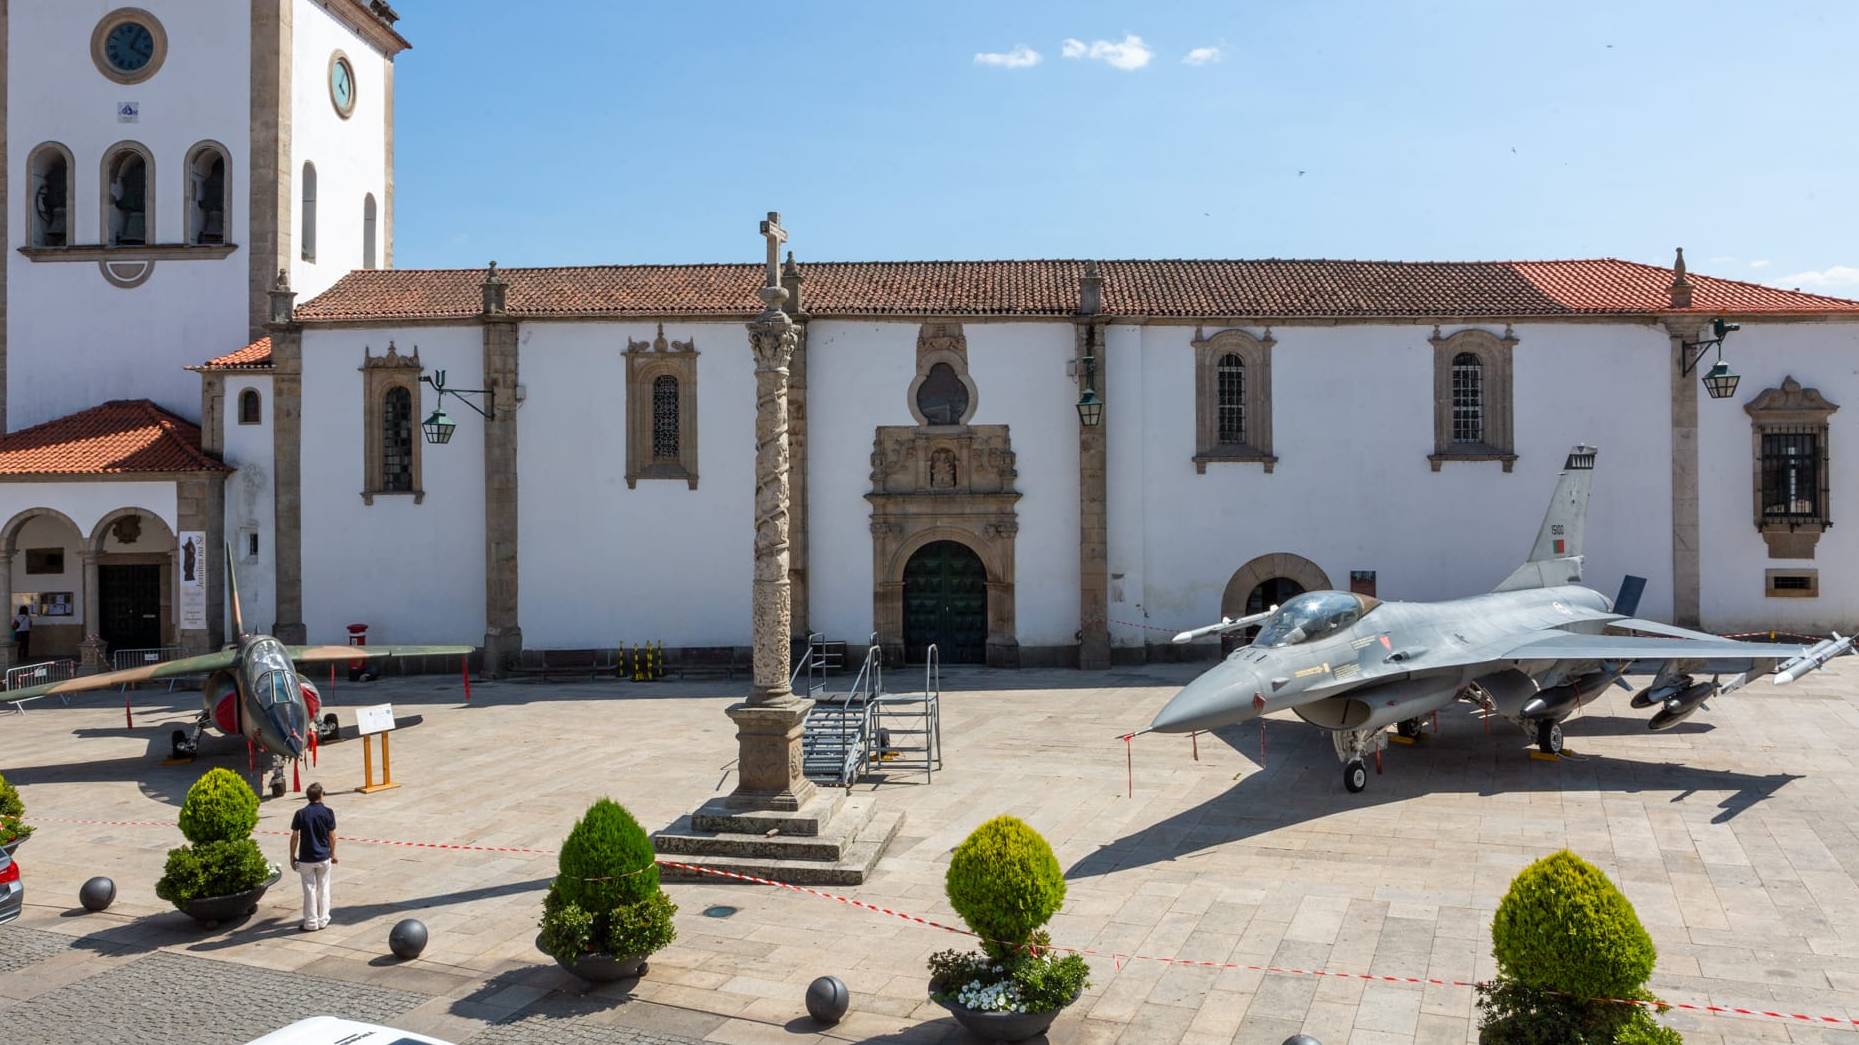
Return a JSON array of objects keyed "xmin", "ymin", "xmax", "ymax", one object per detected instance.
[{"xmin": 391, "ymin": 1, "xmax": 1857, "ymax": 293}]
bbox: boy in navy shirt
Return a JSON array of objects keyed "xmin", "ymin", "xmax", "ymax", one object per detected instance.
[{"xmin": 289, "ymin": 782, "xmax": 337, "ymax": 931}]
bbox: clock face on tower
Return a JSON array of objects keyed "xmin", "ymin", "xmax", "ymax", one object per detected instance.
[
  {"xmin": 91, "ymin": 10, "xmax": 167, "ymax": 84},
  {"xmin": 104, "ymin": 21, "xmax": 155, "ymax": 72},
  {"xmin": 330, "ymin": 54, "xmax": 356, "ymax": 117}
]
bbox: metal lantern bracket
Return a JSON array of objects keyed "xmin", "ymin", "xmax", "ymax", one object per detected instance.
[
  {"xmin": 421, "ymin": 369, "xmax": 495, "ymax": 420},
  {"xmin": 1679, "ymin": 318, "xmax": 1740, "ymax": 378}
]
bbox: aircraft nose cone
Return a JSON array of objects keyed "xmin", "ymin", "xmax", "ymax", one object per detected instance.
[{"xmin": 1150, "ymin": 659, "xmax": 1262, "ymax": 734}]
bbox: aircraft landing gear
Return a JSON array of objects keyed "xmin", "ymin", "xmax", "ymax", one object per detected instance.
[
  {"xmin": 262, "ymin": 754, "xmax": 287, "ymax": 797},
  {"xmin": 1344, "ymin": 759, "xmax": 1368, "ymax": 793},
  {"xmin": 1396, "ymin": 718, "xmax": 1423, "ymax": 739},
  {"xmin": 1536, "ymin": 720, "xmax": 1564, "ymax": 756},
  {"xmin": 1331, "ymin": 728, "xmax": 1385, "ymax": 793},
  {"xmin": 169, "ymin": 714, "xmax": 206, "ymax": 760},
  {"xmin": 317, "ymin": 712, "xmax": 339, "ymax": 743}
]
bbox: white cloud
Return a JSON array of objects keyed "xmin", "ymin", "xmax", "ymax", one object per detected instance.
[
  {"xmin": 1183, "ymin": 46, "xmax": 1222, "ymax": 65},
  {"xmin": 1707, "ymin": 255, "xmax": 1736, "ymax": 264},
  {"xmin": 1060, "ymin": 34, "xmax": 1153, "ymax": 71},
  {"xmin": 974, "ymin": 45, "xmax": 1041, "ymax": 69},
  {"xmin": 1749, "ymin": 259, "xmax": 1772, "ymax": 269},
  {"xmin": 1772, "ymin": 265, "xmax": 1859, "ymax": 291}
]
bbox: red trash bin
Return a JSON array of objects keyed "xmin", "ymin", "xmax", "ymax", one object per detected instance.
[{"xmin": 346, "ymin": 623, "xmax": 368, "ymax": 681}]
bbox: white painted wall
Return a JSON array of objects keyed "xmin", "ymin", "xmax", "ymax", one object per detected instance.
[
  {"xmin": 806, "ymin": 320, "xmax": 1081, "ymax": 649},
  {"xmin": 517, "ymin": 321, "xmax": 756, "ymax": 647},
  {"xmin": 6, "ymin": 0, "xmax": 252, "ymax": 429},
  {"xmin": 221, "ymin": 375, "xmax": 277, "ymax": 633},
  {"xmin": 1698, "ymin": 321, "xmax": 1859, "ymax": 632},
  {"xmin": 289, "ymin": 0, "xmax": 390, "ymax": 303},
  {"xmin": 298, "ymin": 325, "xmax": 484, "ymax": 644},
  {"xmin": 1116, "ymin": 322, "xmax": 1676, "ymax": 644}
]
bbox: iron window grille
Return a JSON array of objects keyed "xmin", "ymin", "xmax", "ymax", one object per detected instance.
[
  {"xmin": 1216, "ymin": 353, "xmax": 1246, "ymax": 445},
  {"xmin": 1450, "ymin": 353, "xmax": 1484, "ymax": 444},
  {"xmin": 382, "ymin": 386, "xmax": 414, "ymax": 492},
  {"xmin": 651, "ymin": 375, "xmax": 680, "ymax": 461},
  {"xmin": 1758, "ymin": 426, "xmax": 1831, "ymax": 528}
]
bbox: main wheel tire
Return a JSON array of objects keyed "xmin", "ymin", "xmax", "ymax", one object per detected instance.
[
  {"xmin": 170, "ymin": 729, "xmax": 188, "ymax": 759},
  {"xmin": 1536, "ymin": 720, "xmax": 1564, "ymax": 755},
  {"xmin": 1344, "ymin": 759, "xmax": 1368, "ymax": 793},
  {"xmin": 319, "ymin": 712, "xmax": 339, "ymax": 740},
  {"xmin": 1396, "ymin": 718, "xmax": 1421, "ymax": 739},
  {"xmin": 270, "ymin": 776, "xmax": 286, "ymax": 798}
]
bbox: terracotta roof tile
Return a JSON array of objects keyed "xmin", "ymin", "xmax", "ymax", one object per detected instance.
[
  {"xmin": 0, "ymin": 400, "xmax": 228, "ymax": 477},
  {"xmin": 199, "ymin": 336, "xmax": 273, "ymax": 370},
  {"xmin": 294, "ymin": 258, "xmax": 1859, "ymax": 323}
]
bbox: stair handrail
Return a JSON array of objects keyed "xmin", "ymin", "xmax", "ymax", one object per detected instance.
[{"xmin": 790, "ymin": 631, "xmax": 826, "ymax": 695}]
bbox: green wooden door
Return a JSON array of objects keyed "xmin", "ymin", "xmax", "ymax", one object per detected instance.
[{"xmin": 902, "ymin": 540, "xmax": 988, "ymax": 663}]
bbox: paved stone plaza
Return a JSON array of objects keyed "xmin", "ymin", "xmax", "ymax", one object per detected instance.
[{"xmin": 4, "ymin": 660, "xmax": 1859, "ymax": 1044}]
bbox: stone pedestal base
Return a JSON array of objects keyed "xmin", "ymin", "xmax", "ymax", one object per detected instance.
[
  {"xmin": 79, "ymin": 637, "xmax": 106, "ymax": 674},
  {"xmin": 723, "ymin": 698, "xmax": 817, "ymax": 811},
  {"xmin": 653, "ymin": 790, "xmax": 904, "ymax": 886}
]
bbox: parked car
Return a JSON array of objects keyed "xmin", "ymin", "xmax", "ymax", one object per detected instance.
[
  {"xmin": 243, "ymin": 1017, "xmax": 454, "ymax": 1045},
  {"xmin": 0, "ymin": 848, "xmax": 21, "ymax": 924}
]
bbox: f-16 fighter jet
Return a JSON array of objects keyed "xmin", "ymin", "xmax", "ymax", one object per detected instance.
[
  {"xmin": 1147, "ymin": 445, "xmax": 1852, "ymax": 793},
  {"xmin": 3, "ymin": 546, "xmax": 473, "ymax": 796}
]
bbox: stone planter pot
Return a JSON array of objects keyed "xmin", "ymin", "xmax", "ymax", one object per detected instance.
[
  {"xmin": 538, "ymin": 935, "xmax": 647, "ymax": 983},
  {"xmin": 181, "ymin": 869, "xmax": 281, "ymax": 927},
  {"xmin": 933, "ymin": 996, "xmax": 1069, "ymax": 1043}
]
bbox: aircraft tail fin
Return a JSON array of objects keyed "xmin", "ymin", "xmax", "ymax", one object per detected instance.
[
  {"xmin": 1493, "ymin": 444, "xmax": 1596, "ymax": 593},
  {"xmin": 225, "ymin": 542, "xmax": 247, "ymax": 640}
]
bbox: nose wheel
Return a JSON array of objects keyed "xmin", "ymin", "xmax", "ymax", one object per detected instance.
[
  {"xmin": 1344, "ymin": 759, "xmax": 1368, "ymax": 793},
  {"xmin": 1535, "ymin": 720, "xmax": 1564, "ymax": 756}
]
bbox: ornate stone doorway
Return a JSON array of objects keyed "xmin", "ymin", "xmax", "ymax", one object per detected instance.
[{"xmin": 902, "ymin": 540, "xmax": 988, "ymax": 663}]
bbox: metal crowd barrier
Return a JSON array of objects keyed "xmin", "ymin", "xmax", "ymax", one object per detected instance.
[
  {"xmin": 112, "ymin": 645, "xmax": 183, "ymax": 691},
  {"xmin": 5, "ymin": 659, "xmax": 80, "ymax": 712}
]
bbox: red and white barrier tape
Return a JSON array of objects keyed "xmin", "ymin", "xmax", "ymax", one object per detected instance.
[{"xmin": 31, "ymin": 817, "xmax": 1858, "ymax": 1027}]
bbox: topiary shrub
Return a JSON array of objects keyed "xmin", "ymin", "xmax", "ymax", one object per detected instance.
[
  {"xmin": 945, "ymin": 815, "xmax": 1067, "ymax": 961},
  {"xmin": 177, "ymin": 767, "xmax": 259, "ymax": 845},
  {"xmin": 0, "ymin": 771, "xmax": 30, "ymax": 847},
  {"xmin": 929, "ymin": 816, "xmax": 1089, "ymax": 1015},
  {"xmin": 1479, "ymin": 850, "xmax": 1681, "ymax": 1044},
  {"xmin": 537, "ymin": 798, "xmax": 676, "ymax": 964},
  {"xmin": 156, "ymin": 769, "xmax": 274, "ymax": 908}
]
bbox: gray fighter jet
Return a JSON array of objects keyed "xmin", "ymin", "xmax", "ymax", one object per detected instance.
[{"xmin": 1146, "ymin": 445, "xmax": 1852, "ymax": 793}]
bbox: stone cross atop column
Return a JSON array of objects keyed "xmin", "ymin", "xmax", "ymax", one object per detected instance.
[{"xmin": 759, "ymin": 212, "xmax": 787, "ymax": 291}]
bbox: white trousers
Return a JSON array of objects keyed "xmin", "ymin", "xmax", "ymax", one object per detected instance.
[{"xmin": 298, "ymin": 860, "xmax": 332, "ymax": 928}]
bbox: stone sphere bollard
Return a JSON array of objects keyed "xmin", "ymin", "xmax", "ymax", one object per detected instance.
[
  {"xmin": 78, "ymin": 876, "xmax": 116, "ymax": 912},
  {"xmin": 1282, "ymin": 1036, "xmax": 1323, "ymax": 1045},
  {"xmin": 388, "ymin": 918, "xmax": 429, "ymax": 960},
  {"xmin": 805, "ymin": 975, "xmax": 850, "ymax": 1024}
]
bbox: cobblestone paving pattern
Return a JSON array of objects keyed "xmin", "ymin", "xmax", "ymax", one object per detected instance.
[
  {"xmin": 0, "ymin": 923, "xmax": 73, "ymax": 975},
  {"xmin": 469, "ymin": 996, "xmax": 718, "ymax": 1045}
]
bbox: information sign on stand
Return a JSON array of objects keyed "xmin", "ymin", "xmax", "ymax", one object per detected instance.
[{"xmin": 356, "ymin": 703, "xmax": 400, "ymax": 793}]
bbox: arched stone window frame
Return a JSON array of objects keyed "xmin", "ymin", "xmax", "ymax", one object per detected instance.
[
  {"xmin": 183, "ymin": 140, "xmax": 232, "ymax": 247},
  {"xmin": 624, "ymin": 324, "xmax": 699, "ymax": 489},
  {"xmin": 1192, "ymin": 326, "xmax": 1275, "ymax": 473},
  {"xmin": 360, "ymin": 342, "xmax": 424, "ymax": 504},
  {"xmin": 1429, "ymin": 326, "xmax": 1516, "ymax": 471},
  {"xmin": 300, "ymin": 162, "xmax": 318, "ymax": 261},
  {"xmin": 99, "ymin": 141, "xmax": 155, "ymax": 247},
  {"xmin": 907, "ymin": 322, "xmax": 980, "ymax": 428},
  {"xmin": 362, "ymin": 193, "xmax": 378, "ymax": 269},
  {"xmin": 237, "ymin": 387, "xmax": 263, "ymax": 425},
  {"xmin": 1745, "ymin": 376, "xmax": 1838, "ymax": 559},
  {"xmin": 25, "ymin": 142, "xmax": 76, "ymax": 248}
]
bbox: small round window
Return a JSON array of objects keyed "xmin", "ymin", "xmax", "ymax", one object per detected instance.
[
  {"xmin": 92, "ymin": 9, "xmax": 167, "ymax": 85},
  {"xmin": 915, "ymin": 363, "xmax": 970, "ymax": 426}
]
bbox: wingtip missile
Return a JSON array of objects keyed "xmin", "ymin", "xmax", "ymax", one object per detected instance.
[
  {"xmin": 1171, "ymin": 606, "xmax": 1277, "ymax": 644},
  {"xmin": 1773, "ymin": 632, "xmax": 1853, "ymax": 685}
]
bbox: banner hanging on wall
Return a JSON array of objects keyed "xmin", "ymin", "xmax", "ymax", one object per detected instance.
[{"xmin": 178, "ymin": 532, "xmax": 207, "ymax": 631}]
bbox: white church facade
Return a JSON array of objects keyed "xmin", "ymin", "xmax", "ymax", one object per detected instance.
[{"xmin": 4, "ymin": 3, "xmax": 1859, "ymax": 677}]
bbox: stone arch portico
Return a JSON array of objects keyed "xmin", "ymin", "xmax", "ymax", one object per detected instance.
[
  {"xmin": 1220, "ymin": 552, "xmax": 1333, "ymax": 619},
  {"xmin": 874, "ymin": 522, "xmax": 1017, "ymax": 667}
]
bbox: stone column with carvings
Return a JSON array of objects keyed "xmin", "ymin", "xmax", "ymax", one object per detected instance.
[
  {"xmin": 79, "ymin": 550, "xmax": 104, "ymax": 672},
  {"xmin": 481, "ymin": 264, "xmax": 523, "ymax": 674},
  {"xmin": 721, "ymin": 213, "xmax": 816, "ymax": 812}
]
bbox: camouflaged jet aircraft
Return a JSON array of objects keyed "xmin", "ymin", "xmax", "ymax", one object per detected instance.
[
  {"xmin": 1146, "ymin": 445, "xmax": 1851, "ymax": 793},
  {"xmin": 3, "ymin": 546, "xmax": 473, "ymax": 796}
]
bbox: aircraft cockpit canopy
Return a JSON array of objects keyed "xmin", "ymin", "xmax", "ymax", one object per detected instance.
[
  {"xmin": 255, "ymin": 670, "xmax": 296, "ymax": 707},
  {"xmin": 1251, "ymin": 591, "xmax": 1378, "ymax": 648}
]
